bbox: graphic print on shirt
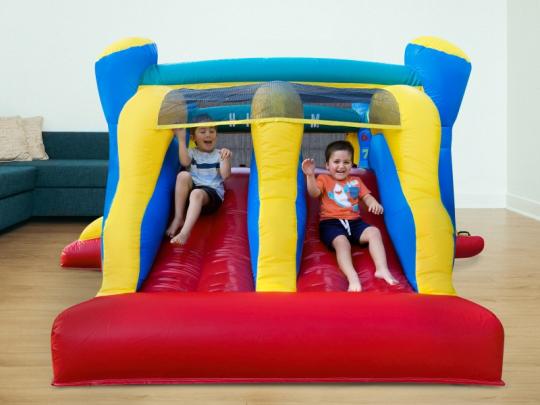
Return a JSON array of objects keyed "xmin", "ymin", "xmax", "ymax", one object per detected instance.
[{"xmin": 327, "ymin": 180, "xmax": 360, "ymax": 213}]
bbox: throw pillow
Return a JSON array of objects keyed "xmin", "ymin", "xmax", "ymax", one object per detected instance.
[
  {"xmin": 0, "ymin": 116, "xmax": 32, "ymax": 161},
  {"xmin": 22, "ymin": 116, "xmax": 48, "ymax": 160}
]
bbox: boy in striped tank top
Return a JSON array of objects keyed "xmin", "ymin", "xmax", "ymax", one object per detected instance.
[{"xmin": 166, "ymin": 116, "xmax": 232, "ymax": 245}]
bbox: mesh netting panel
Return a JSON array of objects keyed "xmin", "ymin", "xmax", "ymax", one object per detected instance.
[
  {"xmin": 157, "ymin": 81, "xmax": 381, "ymax": 131},
  {"xmin": 216, "ymin": 132, "xmax": 344, "ymax": 167}
]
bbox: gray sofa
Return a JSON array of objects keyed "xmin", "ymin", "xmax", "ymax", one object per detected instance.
[{"xmin": 0, "ymin": 132, "xmax": 108, "ymax": 231}]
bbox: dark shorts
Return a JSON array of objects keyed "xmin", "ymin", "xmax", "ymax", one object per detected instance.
[
  {"xmin": 319, "ymin": 218, "xmax": 372, "ymax": 249},
  {"xmin": 192, "ymin": 185, "xmax": 223, "ymax": 215}
]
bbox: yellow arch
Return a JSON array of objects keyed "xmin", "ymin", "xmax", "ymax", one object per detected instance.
[
  {"xmin": 98, "ymin": 86, "xmax": 173, "ymax": 296},
  {"xmin": 250, "ymin": 82, "xmax": 304, "ymax": 292},
  {"xmin": 252, "ymin": 121, "xmax": 303, "ymax": 291},
  {"xmin": 379, "ymin": 85, "xmax": 455, "ymax": 295}
]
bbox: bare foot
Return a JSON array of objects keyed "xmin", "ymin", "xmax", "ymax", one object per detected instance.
[
  {"xmin": 374, "ymin": 269, "xmax": 399, "ymax": 286},
  {"xmin": 347, "ymin": 275, "xmax": 362, "ymax": 292},
  {"xmin": 170, "ymin": 230, "xmax": 190, "ymax": 245},
  {"xmin": 166, "ymin": 217, "xmax": 184, "ymax": 238}
]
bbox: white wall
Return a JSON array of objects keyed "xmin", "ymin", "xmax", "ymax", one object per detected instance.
[
  {"xmin": 1, "ymin": 0, "xmax": 507, "ymax": 208},
  {"xmin": 507, "ymin": 0, "xmax": 540, "ymax": 220}
]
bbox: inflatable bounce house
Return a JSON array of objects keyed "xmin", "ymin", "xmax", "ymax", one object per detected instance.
[{"xmin": 52, "ymin": 37, "xmax": 503, "ymax": 385}]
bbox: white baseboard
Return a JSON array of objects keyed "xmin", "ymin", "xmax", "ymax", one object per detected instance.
[
  {"xmin": 506, "ymin": 193, "xmax": 540, "ymax": 221},
  {"xmin": 454, "ymin": 193, "xmax": 506, "ymax": 208}
]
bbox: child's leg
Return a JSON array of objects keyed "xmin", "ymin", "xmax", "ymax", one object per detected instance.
[
  {"xmin": 332, "ymin": 235, "xmax": 362, "ymax": 292},
  {"xmin": 171, "ymin": 189, "xmax": 210, "ymax": 245},
  {"xmin": 166, "ymin": 172, "xmax": 193, "ymax": 237},
  {"xmin": 359, "ymin": 227, "xmax": 398, "ymax": 285}
]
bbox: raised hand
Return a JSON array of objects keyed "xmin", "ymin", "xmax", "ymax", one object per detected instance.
[
  {"xmin": 220, "ymin": 148, "xmax": 232, "ymax": 160},
  {"xmin": 173, "ymin": 128, "xmax": 187, "ymax": 140},
  {"xmin": 301, "ymin": 158, "xmax": 316, "ymax": 176}
]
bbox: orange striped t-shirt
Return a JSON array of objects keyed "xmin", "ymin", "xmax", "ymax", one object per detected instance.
[{"xmin": 316, "ymin": 174, "xmax": 371, "ymax": 220}]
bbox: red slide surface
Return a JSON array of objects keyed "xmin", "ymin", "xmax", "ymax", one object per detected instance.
[
  {"xmin": 142, "ymin": 169, "xmax": 412, "ymax": 293},
  {"xmin": 60, "ymin": 169, "xmax": 480, "ymax": 273},
  {"xmin": 141, "ymin": 169, "xmax": 254, "ymax": 292},
  {"xmin": 298, "ymin": 169, "xmax": 412, "ymax": 292}
]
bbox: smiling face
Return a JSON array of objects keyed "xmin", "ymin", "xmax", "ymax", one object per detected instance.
[
  {"xmin": 192, "ymin": 126, "xmax": 217, "ymax": 152},
  {"xmin": 326, "ymin": 149, "xmax": 353, "ymax": 181}
]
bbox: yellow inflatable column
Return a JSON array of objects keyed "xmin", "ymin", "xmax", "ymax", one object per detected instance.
[
  {"xmin": 371, "ymin": 85, "xmax": 455, "ymax": 295},
  {"xmin": 99, "ymin": 86, "xmax": 183, "ymax": 296},
  {"xmin": 79, "ymin": 217, "xmax": 103, "ymax": 241},
  {"xmin": 250, "ymin": 82, "xmax": 304, "ymax": 291},
  {"xmin": 345, "ymin": 131, "xmax": 360, "ymax": 166}
]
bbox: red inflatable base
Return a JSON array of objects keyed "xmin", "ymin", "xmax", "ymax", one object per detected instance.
[
  {"xmin": 60, "ymin": 238, "xmax": 101, "ymax": 269},
  {"xmin": 455, "ymin": 232, "xmax": 485, "ymax": 258},
  {"xmin": 51, "ymin": 292, "xmax": 504, "ymax": 386}
]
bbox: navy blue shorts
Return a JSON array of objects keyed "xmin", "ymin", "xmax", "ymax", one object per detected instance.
[
  {"xmin": 319, "ymin": 218, "xmax": 372, "ymax": 249},
  {"xmin": 192, "ymin": 185, "xmax": 223, "ymax": 215}
]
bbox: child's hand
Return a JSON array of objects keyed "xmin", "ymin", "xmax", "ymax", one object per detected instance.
[
  {"xmin": 173, "ymin": 128, "xmax": 187, "ymax": 139},
  {"xmin": 302, "ymin": 158, "xmax": 316, "ymax": 176},
  {"xmin": 367, "ymin": 200, "xmax": 384, "ymax": 215},
  {"xmin": 220, "ymin": 148, "xmax": 232, "ymax": 160}
]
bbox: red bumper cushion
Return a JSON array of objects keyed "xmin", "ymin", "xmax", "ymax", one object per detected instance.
[
  {"xmin": 60, "ymin": 238, "xmax": 101, "ymax": 269},
  {"xmin": 51, "ymin": 292, "xmax": 504, "ymax": 386},
  {"xmin": 455, "ymin": 234, "xmax": 485, "ymax": 258}
]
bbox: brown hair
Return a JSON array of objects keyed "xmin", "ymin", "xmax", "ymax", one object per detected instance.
[
  {"xmin": 189, "ymin": 114, "xmax": 215, "ymax": 136},
  {"xmin": 325, "ymin": 140, "xmax": 354, "ymax": 162}
]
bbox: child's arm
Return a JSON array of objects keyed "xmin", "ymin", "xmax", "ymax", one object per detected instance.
[
  {"xmin": 174, "ymin": 129, "xmax": 191, "ymax": 167},
  {"xmin": 362, "ymin": 194, "xmax": 384, "ymax": 215},
  {"xmin": 219, "ymin": 148, "xmax": 232, "ymax": 180},
  {"xmin": 301, "ymin": 158, "xmax": 321, "ymax": 198}
]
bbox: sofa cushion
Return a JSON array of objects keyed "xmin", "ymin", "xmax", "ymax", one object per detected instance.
[
  {"xmin": 0, "ymin": 166, "xmax": 36, "ymax": 199},
  {"xmin": 32, "ymin": 188, "xmax": 105, "ymax": 216},
  {"xmin": 0, "ymin": 191, "xmax": 33, "ymax": 230},
  {"xmin": 43, "ymin": 132, "xmax": 108, "ymax": 160},
  {"xmin": 5, "ymin": 160, "xmax": 108, "ymax": 188}
]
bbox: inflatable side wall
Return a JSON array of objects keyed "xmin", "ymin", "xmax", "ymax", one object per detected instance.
[
  {"xmin": 96, "ymin": 39, "xmax": 179, "ymax": 295},
  {"xmin": 369, "ymin": 86, "xmax": 454, "ymax": 294},
  {"xmin": 405, "ymin": 37, "xmax": 472, "ymax": 229}
]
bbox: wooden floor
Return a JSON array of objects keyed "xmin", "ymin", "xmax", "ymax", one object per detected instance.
[{"xmin": 1, "ymin": 209, "xmax": 539, "ymax": 404}]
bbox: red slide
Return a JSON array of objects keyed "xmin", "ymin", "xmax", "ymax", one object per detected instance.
[
  {"xmin": 60, "ymin": 168, "xmax": 481, "ymax": 281},
  {"xmin": 298, "ymin": 169, "xmax": 412, "ymax": 292},
  {"xmin": 142, "ymin": 169, "xmax": 254, "ymax": 292},
  {"xmin": 143, "ymin": 169, "xmax": 412, "ymax": 293}
]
